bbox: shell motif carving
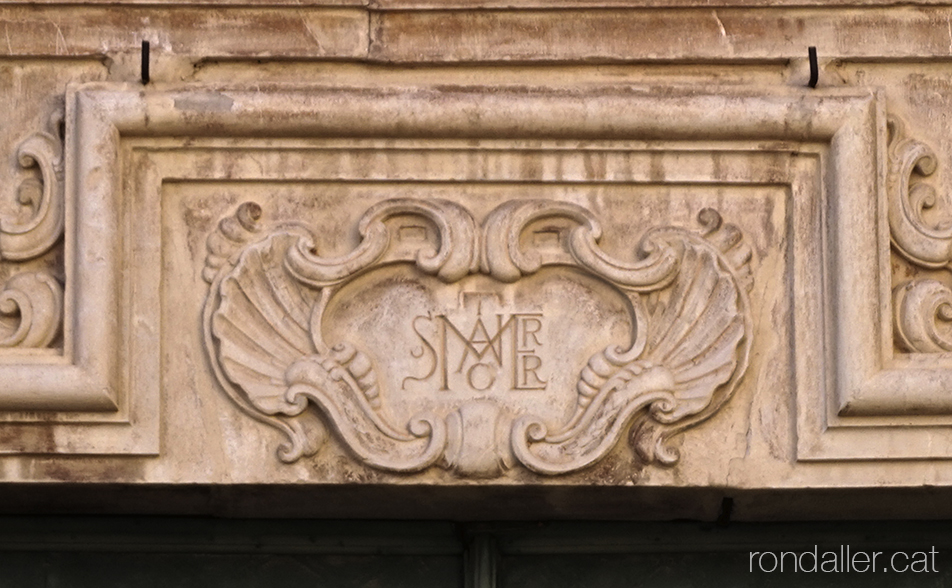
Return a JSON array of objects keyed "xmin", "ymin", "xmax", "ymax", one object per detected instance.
[{"xmin": 203, "ymin": 199, "xmax": 753, "ymax": 477}]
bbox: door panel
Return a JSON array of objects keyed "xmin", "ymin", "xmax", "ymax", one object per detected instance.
[{"xmin": 2, "ymin": 518, "xmax": 952, "ymax": 587}]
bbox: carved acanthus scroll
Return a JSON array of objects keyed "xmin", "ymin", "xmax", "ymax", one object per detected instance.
[
  {"xmin": 4, "ymin": 131, "xmax": 65, "ymax": 261},
  {"xmin": 203, "ymin": 198, "xmax": 753, "ymax": 477},
  {"xmin": 0, "ymin": 118, "xmax": 66, "ymax": 349},
  {"xmin": 887, "ymin": 118, "xmax": 952, "ymax": 353},
  {"xmin": 894, "ymin": 279, "xmax": 952, "ymax": 353}
]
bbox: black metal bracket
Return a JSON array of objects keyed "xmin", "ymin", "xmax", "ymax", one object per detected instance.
[
  {"xmin": 808, "ymin": 46, "xmax": 818, "ymax": 88},
  {"xmin": 141, "ymin": 41, "xmax": 150, "ymax": 85}
]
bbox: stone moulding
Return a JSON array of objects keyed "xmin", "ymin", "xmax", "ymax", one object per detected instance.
[
  {"xmin": 0, "ymin": 98, "xmax": 119, "ymax": 414},
  {"xmin": 836, "ymin": 115, "xmax": 952, "ymax": 422},
  {"xmin": 202, "ymin": 199, "xmax": 753, "ymax": 477},
  {"xmin": 0, "ymin": 81, "xmax": 941, "ymax": 466}
]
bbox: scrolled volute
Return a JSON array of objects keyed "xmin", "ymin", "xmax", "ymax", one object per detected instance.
[
  {"xmin": 481, "ymin": 199, "xmax": 681, "ymax": 288},
  {"xmin": 286, "ymin": 198, "xmax": 478, "ymax": 287},
  {"xmin": 2, "ymin": 132, "xmax": 65, "ymax": 261},
  {"xmin": 893, "ymin": 278, "xmax": 952, "ymax": 353},
  {"xmin": 0, "ymin": 272, "xmax": 63, "ymax": 348},
  {"xmin": 886, "ymin": 117, "xmax": 952, "ymax": 269}
]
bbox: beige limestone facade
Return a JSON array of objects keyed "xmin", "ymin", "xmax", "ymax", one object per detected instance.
[{"xmin": 5, "ymin": 0, "xmax": 952, "ymax": 521}]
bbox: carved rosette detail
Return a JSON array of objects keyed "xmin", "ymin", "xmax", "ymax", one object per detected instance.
[
  {"xmin": 203, "ymin": 199, "xmax": 753, "ymax": 477},
  {"xmin": 887, "ymin": 118, "xmax": 952, "ymax": 353},
  {"xmin": 0, "ymin": 124, "xmax": 66, "ymax": 349}
]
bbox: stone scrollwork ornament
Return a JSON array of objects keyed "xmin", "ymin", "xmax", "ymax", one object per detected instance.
[
  {"xmin": 203, "ymin": 198, "xmax": 754, "ymax": 477},
  {"xmin": 887, "ymin": 118, "xmax": 952, "ymax": 270},
  {"xmin": 888, "ymin": 118, "xmax": 952, "ymax": 354},
  {"xmin": 0, "ymin": 272, "xmax": 63, "ymax": 348},
  {"xmin": 0, "ymin": 119, "xmax": 66, "ymax": 349},
  {"xmin": 4, "ymin": 130, "xmax": 65, "ymax": 261},
  {"xmin": 893, "ymin": 279, "xmax": 952, "ymax": 353}
]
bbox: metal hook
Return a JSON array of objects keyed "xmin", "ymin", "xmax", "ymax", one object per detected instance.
[
  {"xmin": 141, "ymin": 41, "xmax": 150, "ymax": 85},
  {"xmin": 808, "ymin": 46, "xmax": 818, "ymax": 88}
]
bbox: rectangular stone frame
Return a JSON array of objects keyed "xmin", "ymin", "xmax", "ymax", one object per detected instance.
[{"xmin": 3, "ymin": 82, "xmax": 936, "ymax": 467}]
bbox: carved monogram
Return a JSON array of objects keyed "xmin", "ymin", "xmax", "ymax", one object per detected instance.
[
  {"xmin": 406, "ymin": 302, "xmax": 547, "ymax": 393},
  {"xmin": 202, "ymin": 199, "xmax": 753, "ymax": 477}
]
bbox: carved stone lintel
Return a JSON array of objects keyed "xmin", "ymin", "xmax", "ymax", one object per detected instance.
[{"xmin": 203, "ymin": 199, "xmax": 753, "ymax": 477}]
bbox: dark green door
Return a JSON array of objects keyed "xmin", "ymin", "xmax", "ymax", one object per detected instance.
[{"xmin": 2, "ymin": 518, "xmax": 951, "ymax": 587}]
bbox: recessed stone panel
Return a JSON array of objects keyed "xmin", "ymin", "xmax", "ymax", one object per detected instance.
[{"xmin": 0, "ymin": 83, "xmax": 947, "ymax": 503}]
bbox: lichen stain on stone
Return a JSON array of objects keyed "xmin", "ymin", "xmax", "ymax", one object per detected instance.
[{"xmin": 174, "ymin": 92, "xmax": 234, "ymax": 113}]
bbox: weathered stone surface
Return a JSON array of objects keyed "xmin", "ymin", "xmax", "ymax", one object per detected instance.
[
  {"xmin": 3, "ymin": 0, "xmax": 952, "ymax": 518},
  {"xmin": 370, "ymin": 8, "xmax": 952, "ymax": 62},
  {"xmin": 0, "ymin": 7, "xmax": 368, "ymax": 59}
]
